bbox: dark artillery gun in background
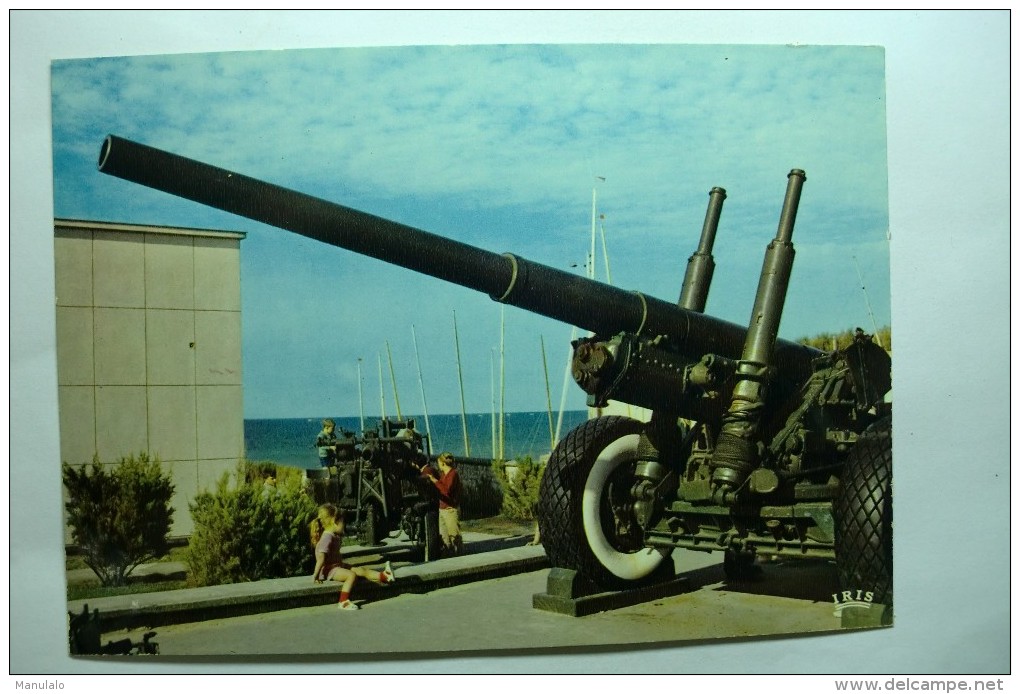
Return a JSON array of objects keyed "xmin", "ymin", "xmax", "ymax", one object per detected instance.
[
  {"xmin": 98, "ymin": 136, "xmax": 893, "ymax": 614},
  {"xmin": 307, "ymin": 417, "xmax": 443, "ymax": 561}
]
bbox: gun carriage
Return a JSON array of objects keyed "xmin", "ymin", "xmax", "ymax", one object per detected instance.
[
  {"xmin": 307, "ymin": 417, "xmax": 443, "ymax": 561},
  {"xmin": 98, "ymin": 135, "xmax": 893, "ymax": 609}
]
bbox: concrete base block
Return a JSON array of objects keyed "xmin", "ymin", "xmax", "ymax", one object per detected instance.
[
  {"xmin": 840, "ymin": 602, "xmax": 893, "ymax": 628},
  {"xmin": 532, "ymin": 567, "xmax": 689, "ymax": 617}
]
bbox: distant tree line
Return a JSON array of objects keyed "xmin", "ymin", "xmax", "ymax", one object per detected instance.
[{"xmin": 797, "ymin": 325, "xmax": 891, "ymax": 352}]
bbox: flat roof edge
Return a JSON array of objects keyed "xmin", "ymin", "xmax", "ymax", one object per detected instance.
[{"xmin": 54, "ymin": 218, "xmax": 247, "ymax": 240}]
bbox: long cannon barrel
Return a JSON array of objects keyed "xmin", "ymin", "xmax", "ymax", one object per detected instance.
[{"xmin": 97, "ymin": 135, "xmax": 821, "ymax": 388}]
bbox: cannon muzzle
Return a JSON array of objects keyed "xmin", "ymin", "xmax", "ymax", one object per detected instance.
[{"xmin": 97, "ymin": 135, "xmax": 820, "ymax": 415}]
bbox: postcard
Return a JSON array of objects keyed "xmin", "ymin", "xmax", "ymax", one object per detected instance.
[{"xmin": 51, "ymin": 41, "xmax": 894, "ymax": 659}]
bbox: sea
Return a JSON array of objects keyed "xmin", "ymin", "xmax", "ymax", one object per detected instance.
[{"xmin": 244, "ymin": 410, "xmax": 591, "ymax": 470}]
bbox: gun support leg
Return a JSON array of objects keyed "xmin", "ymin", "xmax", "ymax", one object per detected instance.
[
  {"xmin": 709, "ymin": 170, "xmax": 805, "ymax": 499},
  {"xmin": 678, "ymin": 186, "xmax": 726, "ymax": 312}
]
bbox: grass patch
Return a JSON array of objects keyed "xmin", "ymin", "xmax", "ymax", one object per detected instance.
[
  {"xmin": 461, "ymin": 515, "xmax": 536, "ymax": 537},
  {"xmin": 65, "ymin": 545, "xmax": 189, "ymax": 573},
  {"xmin": 64, "ymin": 515, "xmax": 531, "ymax": 600},
  {"xmin": 67, "ymin": 579, "xmax": 189, "ymax": 602}
]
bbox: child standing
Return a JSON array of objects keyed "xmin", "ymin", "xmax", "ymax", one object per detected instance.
[
  {"xmin": 316, "ymin": 419, "xmax": 338, "ymax": 468},
  {"xmin": 419, "ymin": 452, "xmax": 463, "ymax": 556},
  {"xmin": 309, "ymin": 503, "xmax": 396, "ymax": 610}
]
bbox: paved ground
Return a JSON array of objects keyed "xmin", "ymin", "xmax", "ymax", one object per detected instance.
[
  {"xmin": 67, "ymin": 531, "xmax": 546, "ymax": 633},
  {"xmin": 78, "ymin": 545, "xmax": 869, "ymax": 661}
]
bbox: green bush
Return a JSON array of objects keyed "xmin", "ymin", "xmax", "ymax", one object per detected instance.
[
  {"xmin": 798, "ymin": 325, "xmax": 891, "ymax": 352},
  {"xmin": 493, "ymin": 456, "xmax": 544, "ymax": 521},
  {"xmin": 458, "ymin": 465, "xmax": 503, "ymax": 520},
  {"xmin": 62, "ymin": 453, "xmax": 175, "ymax": 587},
  {"xmin": 240, "ymin": 460, "xmax": 306, "ymax": 487},
  {"xmin": 186, "ymin": 462, "xmax": 318, "ymax": 587}
]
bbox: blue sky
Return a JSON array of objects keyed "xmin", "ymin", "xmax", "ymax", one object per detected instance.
[{"xmin": 51, "ymin": 43, "xmax": 890, "ymax": 419}]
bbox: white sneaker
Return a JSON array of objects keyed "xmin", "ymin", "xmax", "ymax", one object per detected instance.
[
  {"xmin": 382, "ymin": 560, "xmax": 396, "ymax": 584},
  {"xmin": 338, "ymin": 600, "xmax": 360, "ymax": 611}
]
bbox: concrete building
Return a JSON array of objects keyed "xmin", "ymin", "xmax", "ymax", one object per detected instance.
[{"xmin": 55, "ymin": 219, "xmax": 246, "ymax": 537}]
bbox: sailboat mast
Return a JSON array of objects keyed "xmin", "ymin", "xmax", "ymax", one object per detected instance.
[
  {"xmin": 357, "ymin": 358, "xmax": 365, "ymax": 433},
  {"xmin": 453, "ymin": 311, "xmax": 471, "ymax": 456},
  {"xmin": 599, "ymin": 214, "xmax": 613, "ymax": 285},
  {"xmin": 588, "ymin": 181, "xmax": 605, "ymax": 417},
  {"xmin": 499, "ymin": 306, "xmax": 506, "ymax": 462},
  {"xmin": 411, "ymin": 325, "xmax": 433, "ymax": 444},
  {"xmin": 853, "ymin": 256, "xmax": 885, "ymax": 349},
  {"xmin": 541, "ymin": 335, "xmax": 556, "ymax": 452},
  {"xmin": 490, "ymin": 349, "xmax": 497, "ymax": 460},
  {"xmin": 385, "ymin": 340, "xmax": 403, "ymax": 420},
  {"xmin": 377, "ymin": 354, "xmax": 386, "ymax": 420},
  {"xmin": 589, "ymin": 186, "xmax": 597, "ymax": 281},
  {"xmin": 557, "ymin": 178, "xmax": 605, "ymax": 438}
]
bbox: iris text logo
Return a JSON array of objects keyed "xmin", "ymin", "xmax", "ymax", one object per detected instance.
[{"xmin": 832, "ymin": 589, "xmax": 874, "ymax": 616}]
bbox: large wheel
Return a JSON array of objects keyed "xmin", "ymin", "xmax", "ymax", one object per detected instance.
[
  {"xmin": 834, "ymin": 416, "xmax": 893, "ymax": 607},
  {"xmin": 538, "ymin": 416, "xmax": 673, "ymax": 590}
]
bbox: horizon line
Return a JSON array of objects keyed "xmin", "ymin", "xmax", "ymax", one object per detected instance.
[{"xmin": 245, "ymin": 408, "xmax": 591, "ymax": 421}]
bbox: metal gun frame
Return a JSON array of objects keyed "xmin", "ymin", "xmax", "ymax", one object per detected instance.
[{"xmin": 98, "ymin": 135, "xmax": 893, "ymax": 608}]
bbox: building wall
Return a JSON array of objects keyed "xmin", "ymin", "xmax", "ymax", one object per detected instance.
[{"xmin": 55, "ymin": 220, "xmax": 246, "ymax": 537}]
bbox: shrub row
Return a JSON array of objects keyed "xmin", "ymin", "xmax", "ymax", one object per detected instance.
[
  {"xmin": 63, "ymin": 456, "xmax": 318, "ymax": 588},
  {"xmin": 185, "ymin": 462, "xmax": 318, "ymax": 586},
  {"xmin": 493, "ymin": 456, "xmax": 544, "ymax": 521},
  {"xmin": 62, "ymin": 453, "xmax": 175, "ymax": 587},
  {"xmin": 63, "ymin": 453, "xmax": 540, "ymax": 589}
]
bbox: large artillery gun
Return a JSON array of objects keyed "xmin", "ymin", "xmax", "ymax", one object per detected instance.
[{"xmin": 98, "ymin": 135, "xmax": 893, "ymax": 610}]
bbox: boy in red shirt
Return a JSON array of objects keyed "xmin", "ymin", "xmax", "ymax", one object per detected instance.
[{"xmin": 420, "ymin": 452, "xmax": 463, "ymax": 556}]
